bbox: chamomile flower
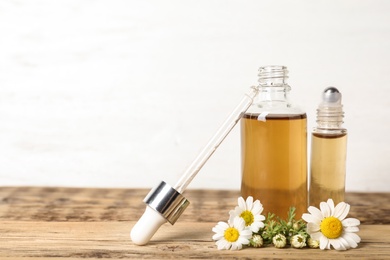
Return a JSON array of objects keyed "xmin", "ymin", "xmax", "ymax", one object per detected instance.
[
  {"xmin": 302, "ymin": 199, "xmax": 361, "ymax": 250},
  {"xmin": 212, "ymin": 216, "xmax": 252, "ymax": 250},
  {"xmin": 229, "ymin": 196, "xmax": 266, "ymax": 233}
]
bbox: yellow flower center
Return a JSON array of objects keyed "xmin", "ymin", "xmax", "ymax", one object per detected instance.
[
  {"xmin": 224, "ymin": 227, "xmax": 239, "ymax": 242},
  {"xmin": 320, "ymin": 216, "xmax": 343, "ymax": 239},
  {"xmin": 240, "ymin": 210, "xmax": 254, "ymax": 226}
]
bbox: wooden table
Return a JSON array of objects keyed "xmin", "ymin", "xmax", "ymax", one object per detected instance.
[{"xmin": 0, "ymin": 187, "xmax": 389, "ymax": 259}]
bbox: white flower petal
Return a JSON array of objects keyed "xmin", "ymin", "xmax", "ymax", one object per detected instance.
[
  {"xmin": 225, "ymin": 242, "xmax": 232, "ymax": 250},
  {"xmin": 256, "ymin": 221, "xmax": 265, "ymax": 229},
  {"xmin": 212, "ymin": 228, "xmax": 224, "ymax": 236},
  {"xmin": 212, "ymin": 224, "xmax": 226, "ymax": 234},
  {"xmin": 302, "ymin": 213, "xmax": 320, "ymax": 225},
  {"xmin": 307, "ymin": 206, "xmax": 324, "ymax": 223},
  {"xmin": 342, "ymin": 233, "xmax": 358, "ymax": 248},
  {"xmin": 216, "ymin": 239, "xmax": 229, "ymax": 250},
  {"xmin": 215, "ymin": 240, "xmax": 223, "ymax": 250},
  {"xmin": 237, "ymin": 237, "xmax": 250, "ymax": 245},
  {"xmin": 232, "ymin": 207, "xmax": 242, "ymax": 219},
  {"xmin": 320, "ymin": 201, "xmax": 331, "ymax": 217},
  {"xmin": 232, "ymin": 242, "xmax": 241, "ymax": 250},
  {"xmin": 255, "ymin": 214, "xmax": 266, "ymax": 222},
  {"xmin": 344, "ymin": 232, "xmax": 361, "ymax": 244},
  {"xmin": 342, "ymin": 218, "xmax": 360, "ymax": 227},
  {"xmin": 241, "ymin": 228, "xmax": 253, "ymax": 238},
  {"xmin": 339, "ymin": 237, "xmax": 350, "ymax": 250},
  {"xmin": 229, "ymin": 209, "xmax": 237, "ymax": 218},
  {"xmin": 310, "ymin": 231, "xmax": 322, "ymax": 240},
  {"xmin": 233, "ymin": 216, "xmax": 245, "ymax": 230},
  {"xmin": 327, "ymin": 199, "xmax": 335, "ymax": 213},
  {"xmin": 218, "ymin": 221, "xmax": 229, "ymax": 229},
  {"xmin": 246, "ymin": 196, "xmax": 253, "ymax": 210},
  {"xmin": 250, "ymin": 223, "xmax": 260, "ymax": 233},
  {"xmin": 333, "ymin": 202, "xmax": 348, "ymax": 219},
  {"xmin": 241, "ymin": 227, "xmax": 252, "ymax": 234},
  {"xmin": 228, "ymin": 216, "xmax": 235, "ymax": 226},
  {"xmin": 307, "ymin": 222, "xmax": 320, "ymax": 233},
  {"xmin": 238, "ymin": 197, "xmax": 246, "ymax": 210},
  {"xmin": 212, "ymin": 233, "xmax": 224, "ymax": 241},
  {"xmin": 301, "ymin": 213, "xmax": 310, "ymax": 222},
  {"xmin": 329, "ymin": 239, "xmax": 339, "ymax": 250},
  {"xmin": 249, "ymin": 225, "xmax": 258, "ymax": 233},
  {"xmin": 344, "ymin": 226, "xmax": 359, "ymax": 233},
  {"xmin": 330, "ymin": 239, "xmax": 346, "ymax": 250},
  {"xmin": 252, "ymin": 200, "xmax": 261, "ymax": 215},
  {"xmin": 320, "ymin": 236, "xmax": 329, "ymax": 250}
]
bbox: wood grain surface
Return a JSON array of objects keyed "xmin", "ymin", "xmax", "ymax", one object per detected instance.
[{"xmin": 1, "ymin": 187, "xmax": 389, "ymax": 259}]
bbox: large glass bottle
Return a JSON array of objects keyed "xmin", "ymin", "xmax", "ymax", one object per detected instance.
[
  {"xmin": 240, "ymin": 66, "xmax": 307, "ymax": 218},
  {"xmin": 309, "ymin": 87, "xmax": 347, "ymax": 208}
]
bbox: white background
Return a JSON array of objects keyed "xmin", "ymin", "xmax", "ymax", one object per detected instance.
[{"xmin": 1, "ymin": 0, "xmax": 389, "ymax": 191}]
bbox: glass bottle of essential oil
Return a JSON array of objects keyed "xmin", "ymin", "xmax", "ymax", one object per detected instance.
[
  {"xmin": 241, "ymin": 66, "xmax": 307, "ymax": 218},
  {"xmin": 309, "ymin": 87, "xmax": 347, "ymax": 208}
]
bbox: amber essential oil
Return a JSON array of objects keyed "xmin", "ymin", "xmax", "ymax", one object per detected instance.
[
  {"xmin": 309, "ymin": 132, "xmax": 347, "ymax": 207},
  {"xmin": 241, "ymin": 113, "xmax": 308, "ymax": 218}
]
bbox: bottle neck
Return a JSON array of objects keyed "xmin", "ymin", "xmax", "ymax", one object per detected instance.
[
  {"xmin": 315, "ymin": 106, "xmax": 346, "ymax": 133},
  {"xmin": 257, "ymin": 85, "xmax": 291, "ymax": 103},
  {"xmin": 256, "ymin": 66, "xmax": 291, "ymax": 106}
]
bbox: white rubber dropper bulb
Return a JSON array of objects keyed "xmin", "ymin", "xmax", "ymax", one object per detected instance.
[
  {"xmin": 130, "ymin": 206, "xmax": 167, "ymax": 245},
  {"xmin": 130, "ymin": 181, "xmax": 189, "ymax": 245}
]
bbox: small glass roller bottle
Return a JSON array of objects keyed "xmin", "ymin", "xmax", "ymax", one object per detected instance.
[{"xmin": 309, "ymin": 87, "xmax": 347, "ymax": 207}]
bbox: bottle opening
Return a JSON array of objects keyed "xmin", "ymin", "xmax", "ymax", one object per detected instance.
[{"xmin": 258, "ymin": 65, "xmax": 288, "ymax": 86}]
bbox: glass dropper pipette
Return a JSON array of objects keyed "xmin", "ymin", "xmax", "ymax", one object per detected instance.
[
  {"xmin": 131, "ymin": 86, "xmax": 260, "ymax": 245},
  {"xmin": 174, "ymin": 86, "xmax": 259, "ymax": 193}
]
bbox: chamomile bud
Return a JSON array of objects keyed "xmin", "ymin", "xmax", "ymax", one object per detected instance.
[
  {"xmin": 273, "ymin": 234, "xmax": 287, "ymax": 248},
  {"xmin": 250, "ymin": 234, "xmax": 263, "ymax": 248},
  {"xmin": 308, "ymin": 238, "xmax": 320, "ymax": 248},
  {"xmin": 293, "ymin": 222, "xmax": 300, "ymax": 231},
  {"xmin": 290, "ymin": 234, "xmax": 306, "ymax": 248}
]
